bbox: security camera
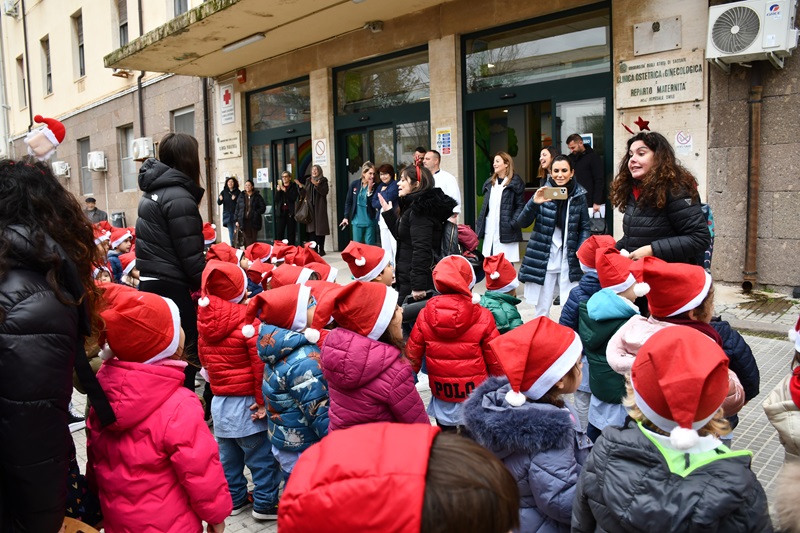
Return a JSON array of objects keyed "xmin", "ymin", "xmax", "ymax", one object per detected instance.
[{"xmin": 365, "ymin": 21, "xmax": 383, "ymax": 33}]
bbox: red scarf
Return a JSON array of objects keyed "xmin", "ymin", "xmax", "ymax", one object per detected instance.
[{"xmin": 790, "ymin": 367, "xmax": 800, "ymax": 409}]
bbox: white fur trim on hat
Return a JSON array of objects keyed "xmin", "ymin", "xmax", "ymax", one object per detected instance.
[
  {"xmin": 198, "ymin": 296, "xmax": 210, "ymax": 307},
  {"xmin": 367, "ymin": 287, "xmax": 399, "ymax": 341},
  {"xmin": 505, "ymin": 390, "xmax": 527, "ymax": 407},
  {"xmin": 326, "ymin": 267, "xmax": 339, "ymax": 283},
  {"xmin": 308, "ymin": 242, "xmax": 316, "ymax": 248},
  {"xmin": 142, "ymin": 297, "xmax": 182, "ymax": 365},
  {"xmin": 230, "ymin": 267, "xmax": 248, "ymax": 304},
  {"xmin": 606, "ymin": 273, "xmax": 636, "ymax": 295},
  {"xmin": 579, "ymin": 263, "xmax": 596, "ymax": 274},
  {"xmin": 297, "ymin": 268, "xmax": 314, "ymax": 285},
  {"xmin": 667, "ymin": 271, "xmax": 712, "ymax": 317},
  {"xmin": 235, "ymin": 249, "xmax": 244, "ymax": 262},
  {"xmin": 356, "ymin": 249, "xmax": 392, "ymax": 283},
  {"xmin": 99, "ymin": 343, "xmax": 115, "ymax": 361},
  {"xmin": 494, "ymin": 277, "xmax": 520, "ymax": 295},
  {"xmin": 291, "ymin": 284, "xmax": 311, "ymax": 331},
  {"xmin": 111, "ymin": 231, "xmax": 132, "ymax": 249},
  {"xmin": 619, "ymin": 249, "xmax": 631, "ymax": 258},
  {"xmin": 790, "ymin": 327, "xmax": 798, "ymax": 342},
  {"xmin": 633, "ymin": 282, "xmax": 651, "ymax": 297},
  {"xmin": 523, "ymin": 333, "xmax": 583, "ymax": 401},
  {"xmin": 444, "ymin": 254, "xmax": 476, "ymax": 290},
  {"xmin": 122, "ymin": 258, "xmax": 137, "ymax": 277},
  {"xmin": 242, "ymin": 324, "xmax": 256, "ymax": 338},
  {"xmin": 631, "ymin": 386, "xmax": 719, "ymax": 439},
  {"xmin": 304, "ymin": 328, "xmax": 321, "ymax": 343}
]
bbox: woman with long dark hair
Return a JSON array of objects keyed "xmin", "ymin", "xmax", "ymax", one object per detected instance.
[
  {"xmin": 371, "ymin": 163, "xmax": 398, "ymax": 264},
  {"xmin": 217, "ymin": 176, "xmax": 240, "ymax": 245},
  {"xmin": 536, "ymin": 146, "xmax": 558, "ymax": 187},
  {"xmin": 0, "ymin": 159, "xmax": 114, "ymax": 531},
  {"xmin": 610, "ymin": 131, "xmax": 709, "ymax": 264},
  {"xmin": 273, "ymin": 172, "xmax": 298, "ymax": 245},
  {"xmin": 476, "ymin": 151, "xmax": 525, "ymax": 263},
  {"xmin": 136, "ymin": 132, "xmax": 206, "ymax": 389},
  {"xmin": 379, "ymin": 165, "xmax": 456, "ymax": 305}
]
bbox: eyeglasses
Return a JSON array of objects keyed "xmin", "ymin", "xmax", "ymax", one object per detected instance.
[{"xmin": 307, "ymin": 296, "xmax": 317, "ymax": 309}]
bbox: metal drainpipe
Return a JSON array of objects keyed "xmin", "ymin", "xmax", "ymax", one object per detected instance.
[
  {"xmin": 742, "ymin": 67, "xmax": 763, "ymax": 293},
  {"xmin": 202, "ymin": 77, "xmax": 214, "ymax": 222},
  {"xmin": 137, "ymin": 0, "xmax": 145, "ymax": 135},
  {"xmin": 21, "ymin": 0, "xmax": 33, "ymax": 133}
]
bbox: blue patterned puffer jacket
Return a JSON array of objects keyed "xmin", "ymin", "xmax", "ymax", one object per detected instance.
[{"xmin": 257, "ymin": 324, "xmax": 329, "ymax": 452}]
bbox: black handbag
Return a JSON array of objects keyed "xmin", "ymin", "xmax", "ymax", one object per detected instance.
[
  {"xmin": 401, "ymin": 290, "xmax": 437, "ymax": 328},
  {"xmin": 590, "ymin": 211, "xmax": 607, "ymax": 235},
  {"xmin": 295, "ymin": 194, "xmax": 313, "ymax": 225}
]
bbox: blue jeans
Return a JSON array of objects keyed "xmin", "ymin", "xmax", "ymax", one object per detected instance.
[
  {"xmin": 227, "ymin": 224, "xmax": 236, "ymax": 246},
  {"xmin": 217, "ymin": 431, "xmax": 281, "ymax": 509},
  {"xmin": 352, "ymin": 223, "xmax": 377, "ymax": 245}
]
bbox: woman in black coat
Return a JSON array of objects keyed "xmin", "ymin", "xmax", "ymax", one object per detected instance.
[
  {"xmin": 0, "ymin": 160, "xmax": 114, "ymax": 531},
  {"xmin": 297, "ymin": 164, "xmax": 330, "ymax": 254},
  {"xmin": 379, "ymin": 165, "xmax": 456, "ymax": 305},
  {"xmin": 475, "ymin": 151, "xmax": 525, "ymax": 263},
  {"xmin": 610, "ymin": 131, "xmax": 710, "ymax": 265},
  {"xmin": 137, "ymin": 132, "xmax": 206, "ymax": 389},
  {"xmin": 274, "ymin": 171, "xmax": 299, "ymax": 245},
  {"xmin": 235, "ymin": 179, "xmax": 268, "ymax": 247},
  {"xmin": 216, "ymin": 176, "xmax": 240, "ymax": 245}
]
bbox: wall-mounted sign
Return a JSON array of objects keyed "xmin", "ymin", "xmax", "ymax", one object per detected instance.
[
  {"xmin": 436, "ymin": 127, "xmax": 452, "ymax": 155},
  {"xmin": 216, "ymin": 132, "xmax": 241, "ymax": 160},
  {"xmin": 674, "ymin": 130, "xmax": 693, "ymax": 155},
  {"xmin": 256, "ymin": 167, "xmax": 269, "ymax": 185},
  {"xmin": 313, "ymin": 139, "xmax": 328, "ymax": 166},
  {"xmin": 616, "ymin": 50, "xmax": 704, "ymax": 109},
  {"xmin": 219, "ymin": 83, "xmax": 235, "ymax": 125}
]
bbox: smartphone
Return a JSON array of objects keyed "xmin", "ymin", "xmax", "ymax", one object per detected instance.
[{"xmin": 541, "ymin": 187, "xmax": 568, "ymax": 200}]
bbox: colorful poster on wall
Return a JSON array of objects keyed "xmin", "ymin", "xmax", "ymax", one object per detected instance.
[{"xmin": 436, "ymin": 127, "xmax": 452, "ymax": 155}]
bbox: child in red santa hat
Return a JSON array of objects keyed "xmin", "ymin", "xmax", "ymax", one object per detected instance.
[
  {"xmin": 107, "ymin": 227, "xmax": 132, "ymax": 283},
  {"xmin": 573, "ymin": 327, "xmax": 771, "ymax": 532},
  {"xmin": 462, "ymin": 316, "xmax": 591, "ymax": 532},
  {"xmin": 315, "ymin": 281, "xmax": 429, "ymax": 431},
  {"xmin": 87, "ymin": 285, "xmax": 231, "ymax": 533},
  {"xmin": 341, "ymin": 241, "xmax": 394, "ymax": 287},
  {"xmin": 242, "ymin": 284, "xmax": 329, "ymax": 486},
  {"xmin": 763, "ymin": 315, "xmax": 800, "ymax": 464},
  {"xmin": 196, "ymin": 260, "xmax": 282, "ymax": 521},
  {"xmin": 271, "ymin": 263, "xmax": 319, "ymax": 288},
  {"xmin": 406, "ymin": 255, "xmax": 503, "ymax": 433},
  {"xmin": 118, "ymin": 252, "xmax": 138, "ymax": 289},
  {"xmin": 480, "ymin": 252, "xmax": 523, "ymax": 334},
  {"xmin": 202, "ymin": 222, "xmax": 217, "ymax": 249}
]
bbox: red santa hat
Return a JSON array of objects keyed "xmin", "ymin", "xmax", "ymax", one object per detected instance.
[
  {"xmin": 202, "ymin": 223, "xmax": 216, "ymax": 245},
  {"xmin": 631, "ymin": 256, "xmax": 711, "ymax": 317},
  {"xmin": 92, "ymin": 263, "xmax": 112, "ymax": 279},
  {"xmin": 119, "ymin": 252, "xmax": 137, "ymax": 277},
  {"xmin": 25, "ymin": 115, "xmax": 66, "ymax": 160},
  {"xmin": 305, "ymin": 261, "xmax": 338, "ymax": 283},
  {"xmin": 296, "ymin": 242, "xmax": 326, "ymax": 266},
  {"xmin": 93, "ymin": 225, "xmax": 111, "ymax": 245},
  {"xmin": 789, "ymin": 315, "xmax": 800, "ymax": 353},
  {"xmin": 97, "ymin": 220, "xmax": 113, "ymax": 233},
  {"xmin": 109, "ymin": 227, "xmax": 132, "ymax": 249},
  {"xmin": 316, "ymin": 281, "xmax": 398, "ymax": 341},
  {"xmin": 433, "ymin": 255, "xmax": 478, "ymax": 303},
  {"xmin": 271, "ymin": 264, "xmax": 315, "ymax": 288},
  {"xmin": 279, "ymin": 422, "xmax": 440, "ymax": 533},
  {"xmin": 246, "ymin": 260, "xmax": 274, "ymax": 290},
  {"xmin": 631, "ymin": 326, "xmax": 730, "ymax": 450},
  {"xmin": 244, "ymin": 242, "xmax": 273, "ymax": 262},
  {"xmin": 483, "ymin": 253, "xmax": 519, "ymax": 293},
  {"xmin": 98, "ymin": 285, "xmax": 182, "ymax": 365},
  {"xmin": 198, "ymin": 260, "xmax": 247, "ymax": 306},
  {"xmin": 270, "ymin": 240, "xmax": 293, "ymax": 264},
  {"xmin": 341, "ymin": 241, "xmax": 391, "ymax": 282},
  {"xmin": 576, "ymin": 235, "xmax": 617, "ymax": 272},
  {"xmin": 127, "ymin": 227, "xmax": 136, "ymax": 244},
  {"xmin": 490, "ymin": 317, "xmax": 583, "ymax": 406},
  {"xmin": 595, "ymin": 247, "xmax": 649, "ymax": 296},
  {"xmin": 242, "ymin": 283, "xmax": 319, "ymax": 342},
  {"xmin": 206, "ymin": 242, "xmax": 243, "ymax": 264}
]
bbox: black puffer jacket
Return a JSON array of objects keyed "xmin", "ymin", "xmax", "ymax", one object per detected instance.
[
  {"xmin": 136, "ymin": 158, "xmax": 205, "ymax": 290},
  {"xmin": 515, "ymin": 180, "xmax": 591, "ymax": 285},
  {"xmin": 475, "ymin": 174, "xmax": 525, "ymax": 244},
  {"xmin": 572, "ymin": 422, "xmax": 773, "ymax": 533},
  {"xmin": 615, "ymin": 189, "xmax": 710, "ymax": 265},
  {"xmin": 0, "ymin": 227, "xmax": 84, "ymax": 532},
  {"xmin": 382, "ymin": 188, "xmax": 456, "ymax": 304}
]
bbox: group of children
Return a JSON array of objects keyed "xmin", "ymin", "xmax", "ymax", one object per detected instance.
[{"xmin": 80, "ymin": 221, "xmax": 800, "ymax": 532}]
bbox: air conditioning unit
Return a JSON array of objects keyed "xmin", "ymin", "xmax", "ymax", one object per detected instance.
[
  {"xmin": 3, "ymin": 0, "xmax": 18, "ymax": 17},
  {"xmin": 88, "ymin": 151, "xmax": 108, "ymax": 172},
  {"xmin": 51, "ymin": 161, "xmax": 70, "ymax": 177},
  {"xmin": 707, "ymin": 0, "xmax": 799, "ymax": 72},
  {"xmin": 112, "ymin": 68, "xmax": 132, "ymax": 78},
  {"xmin": 132, "ymin": 137, "xmax": 154, "ymax": 160}
]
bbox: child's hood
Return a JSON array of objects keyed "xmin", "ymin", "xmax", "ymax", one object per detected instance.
[
  {"xmin": 197, "ymin": 294, "xmax": 246, "ymax": 343},
  {"xmin": 95, "ymin": 358, "xmax": 185, "ymax": 431},
  {"xmin": 587, "ymin": 288, "xmax": 639, "ymax": 322},
  {"xmin": 320, "ymin": 328, "xmax": 402, "ymax": 390},
  {"xmin": 462, "ymin": 376, "xmax": 576, "ymax": 458},
  {"xmin": 256, "ymin": 323, "xmax": 316, "ymax": 365},
  {"xmin": 422, "ymin": 294, "xmax": 482, "ymax": 339},
  {"xmin": 483, "ymin": 291, "xmax": 522, "ymax": 306}
]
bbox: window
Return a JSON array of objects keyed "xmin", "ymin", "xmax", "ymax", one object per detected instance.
[
  {"xmin": 79, "ymin": 138, "xmax": 92, "ymax": 195},
  {"xmin": 248, "ymin": 79, "xmax": 311, "ymax": 132},
  {"xmin": 119, "ymin": 0, "xmax": 128, "ymax": 46},
  {"xmin": 119, "ymin": 126, "xmax": 137, "ymax": 190},
  {"xmin": 172, "ymin": 106, "xmax": 195, "ymax": 136},
  {"xmin": 41, "ymin": 36, "xmax": 52, "ymax": 95},
  {"xmin": 16, "ymin": 55, "xmax": 26, "ymax": 108},
  {"xmin": 73, "ymin": 12, "xmax": 85, "ymax": 78},
  {"xmin": 174, "ymin": 0, "xmax": 188, "ymax": 16}
]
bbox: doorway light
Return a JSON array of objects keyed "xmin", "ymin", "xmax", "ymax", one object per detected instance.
[
  {"xmin": 223, "ymin": 33, "xmax": 266, "ymax": 53},
  {"xmin": 503, "ymin": 109, "xmax": 508, "ymax": 113}
]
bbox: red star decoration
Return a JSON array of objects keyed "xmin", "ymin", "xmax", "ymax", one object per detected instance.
[{"xmin": 634, "ymin": 116, "xmax": 650, "ymax": 131}]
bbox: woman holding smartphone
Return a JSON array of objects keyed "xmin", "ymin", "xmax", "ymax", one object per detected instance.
[
  {"xmin": 475, "ymin": 152, "xmax": 525, "ymax": 263},
  {"xmin": 514, "ymin": 154, "xmax": 590, "ymax": 317}
]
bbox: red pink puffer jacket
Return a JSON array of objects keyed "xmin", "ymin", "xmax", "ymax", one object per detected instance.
[
  {"xmin": 197, "ymin": 294, "xmax": 264, "ymax": 404},
  {"xmin": 87, "ymin": 359, "xmax": 231, "ymax": 532},
  {"xmin": 406, "ymin": 294, "xmax": 504, "ymax": 402},
  {"xmin": 320, "ymin": 327, "xmax": 429, "ymax": 431}
]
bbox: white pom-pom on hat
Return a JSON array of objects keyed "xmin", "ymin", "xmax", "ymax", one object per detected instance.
[
  {"xmin": 308, "ymin": 242, "xmax": 316, "ymax": 248},
  {"xmin": 472, "ymin": 294, "xmax": 481, "ymax": 304},
  {"xmin": 505, "ymin": 389, "xmax": 527, "ymax": 407},
  {"xmin": 282, "ymin": 239, "xmax": 289, "ymax": 244},
  {"xmin": 789, "ymin": 327, "xmax": 798, "ymax": 342},
  {"xmin": 242, "ymin": 324, "xmax": 256, "ymax": 338},
  {"xmin": 355, "ymin": 256, "xmax": 366, "ymax": 267},
  {"xmin": 304, "ymin": 328, "xmax": 321, "ymax": 344},
  {"xmin": 490, "ymin": 271, "xmax": 500, "ymax": 280},
  {"xmin": 99, "ymin": 343, "xmax": 115, "ymax": 361},
  {"xmin": 198, "ymin": 296, "xmax": 210, "ymax": 307},
  {"xmin": 620, "ymin": 249, "xmax": 631, "ymax": 258},
  {"xmin": 633, "ymin": 282, "xmax": 651, "ymax": 297},
  {"xmin": 211, "ymin": 224, "xmax": 216, "ymax": 229},
  {"xmin": 669, "ymin": 426, "xmax": 700, "ymax": 450}
]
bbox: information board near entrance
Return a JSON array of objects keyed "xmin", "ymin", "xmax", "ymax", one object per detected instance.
[{"xmin": 616, "ymin": 49, "xmax": 704, "ymax": 108}]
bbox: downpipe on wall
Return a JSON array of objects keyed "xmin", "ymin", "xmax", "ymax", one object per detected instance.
[{"xmin": 742, "ymin": 65, "xmax": 763, "ymax": 293}]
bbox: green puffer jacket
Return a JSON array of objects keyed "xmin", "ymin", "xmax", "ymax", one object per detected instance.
[{"xmin": 479, "ymin": 291, "xmax": 523, "ymax": 334}]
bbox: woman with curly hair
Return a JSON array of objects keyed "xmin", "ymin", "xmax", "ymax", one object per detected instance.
[
  {"xmin": 610, "ymin": 131, "xmax": 709, "ymax": 264},
  {"xmin": 0, "ymin": 159, "xmax": 115, "ymax": 532}
]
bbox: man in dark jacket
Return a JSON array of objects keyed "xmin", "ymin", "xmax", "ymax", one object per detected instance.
[
  {"xmin": 83, "ymin": 197, "xmax": 108, "ymax": 224},
  {"xmin": 567, "ymin": 134, "xmax": 604, "ymax": 214}
]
